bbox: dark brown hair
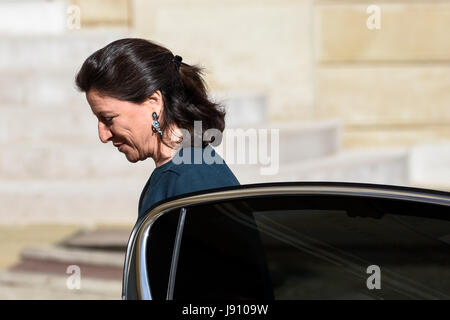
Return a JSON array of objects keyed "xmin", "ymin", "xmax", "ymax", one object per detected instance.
[{"xmin": 75, "ymin": 38, "xmax": 225, "ymax": 148}]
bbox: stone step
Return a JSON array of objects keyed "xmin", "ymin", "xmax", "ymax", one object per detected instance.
[
  {"xmin": 0, "ymin": 147, "xmax": 409, "ymax": 224},
  {"xmin": 280, "ymin": 148, "xmax": 410, "ymax": 185},
  {"xmin": 10, "ymin": 245, "xmax": 124, "ymax": 281},
  {"xmin": 220, "ymin": 120, "xmax": 341, "ymax": 165},
  {"xmin": 0, "ymin": 30, "xmax": 129, "ymax": 70},
  {"xmin": 0, "ymin": 142, "xmax": 153, "ymax": 180},
  {"xmin": 0, "ymin": 226, "xmax": 128, "ymax": 299},
  {"xmin": 1, "ymin": 117, "xmax": 340, "ymax": 179},
  {"xmin": 1, "ymin": 105, "xmax": 340, "ymax": 144},
  {"xmin": 214, "ymin": 92, "xmax": 267, "ymax": 127},
  {"xmin": 60, "ymin": 228, "xmax": 130, "ymax": 251},
  {"xmin": 0, "ymin": 179, "xmax": 144, "ymax": 225},
  {"xmin": 0, "ymin": 106, "xmax": 98, "ymax": 144},
  {"xmin": 409, "ymin": 142, "xmax": 450, "ymax": 191},
  {"xmin": 231, "ymin": 147, "xmax": 410, "ymax": 186},
  {"xmin": 0, "ymin": 270, "xmax": 121, "ymax": 300},
  {"xmin": 0, "ymin": 69, "xmax": 85, "ymax": 107}
]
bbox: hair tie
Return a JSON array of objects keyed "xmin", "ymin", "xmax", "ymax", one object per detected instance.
[{"xmin": 173, "ymin": 55, "xmax": 183, "ymax": 71}]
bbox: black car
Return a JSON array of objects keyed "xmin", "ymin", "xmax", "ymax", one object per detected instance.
[{"xmin": 122, "ymin": 182, "xmax": 450, "ymax": 300}]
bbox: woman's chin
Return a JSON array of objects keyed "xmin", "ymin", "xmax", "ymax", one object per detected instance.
[
  {"xmin": 122, "ymin": 150, "xmax": 137, "ymax": 163},
  {"xmin": 124, "ymin": 151, "xmax": 147, "ymax": 163},
  {"xmin": 119, "ymin": 146, "xmax": 150, "ymax": 163},
  {"xmin": 125, "ymin": 155, "xmax": 139, "ymax": 163}
]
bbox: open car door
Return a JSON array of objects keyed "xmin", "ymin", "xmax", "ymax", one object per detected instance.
[{"xmin": 123, "ymin": 182, "xmax": 450, "ymax": 300}]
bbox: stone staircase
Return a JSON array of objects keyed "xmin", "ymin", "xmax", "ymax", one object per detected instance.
[
  {"xmin": 0, "ymin": 29, "xmax": 150, "ymax": 225},
  {"xmin": 0, "ymin": 227, "xmax": 129, "ymax": 300},
  {"xmin": 1, "ymin": 28, "xmax": 447, "ymax": 227},
  {"xmin": 232, "ymin": 147, "xmax": 409, "ymax": 186},
  {"xmin": 1, "ymin": 0, "xmax": 448, "ymax": 301}
]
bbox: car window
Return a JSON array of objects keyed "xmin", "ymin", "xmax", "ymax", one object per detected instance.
[
  {"xmin": 145, "ymin": 209, "xmax": 180, "ymax": 300},
  {"xmin": 171, "ymin": 203, "xmax": 274, "ymax": 300},
  {"xmin": 167, "ymin": 195, "xmax": 450, "ymax": 299}
]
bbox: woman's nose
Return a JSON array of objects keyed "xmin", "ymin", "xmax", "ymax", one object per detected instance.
[{"xmin": 98, "ymin": 121, "xmax": 113, "ymax": 143}]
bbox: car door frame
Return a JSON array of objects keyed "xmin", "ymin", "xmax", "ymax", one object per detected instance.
[{"xmin": 121, "ymin": 181, "xmax": 450, "ymax": 300}]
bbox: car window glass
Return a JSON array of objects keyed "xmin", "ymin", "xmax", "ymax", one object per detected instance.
[
  {"xmin": 169, "ymin": 195, "xmax": 450, "ymax": 299},
  {"xmin": 254, "ymin": 209, "xmax": 450, "ymax": 299},
  {"xmin": 145, "ymin": 209, "xmax": 180, "ymax": 300}
]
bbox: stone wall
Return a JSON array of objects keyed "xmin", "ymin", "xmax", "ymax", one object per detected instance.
[
  {"xmin": 314, "ymin": 0, "xmax": 450, "ymax": 148},
  {"xmin": 131, "ymin": 0, "xmax": 315, "ymax": 123},
  {"xmin": 128, "ymin": 0, "xmax": 450, "ymax": 148}
]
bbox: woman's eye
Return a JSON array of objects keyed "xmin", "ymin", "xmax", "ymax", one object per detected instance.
[{"xmin": 103, "ymin": 116, "xmax": 114, "ymax": 123}]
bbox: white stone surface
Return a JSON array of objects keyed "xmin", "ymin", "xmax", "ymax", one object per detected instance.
[
  {"xmin": 133, "ymin": 0, "xmax": 315, "ymax": 122},
  {"xmin": 0, "ymin": 30, "xmax": 129, "ymax": 69},
  {"xmin": 0, "ymin": 106, "xmax": 97, "ymax": 144},
  {"xmin": 0, "ymin": 179, "xmax": 144, "ymax": 225},
  {"xmin": 409, "ymin": 142, "xmax": 450, "ymax": 190},
  {"xmin": 0, "ymin": 7, "xmax": 446, "ymax": 230},
  {"xmin": 0, "ymin": 69, "xmax": 84, "ymax": 107},
  {"xmin": 212, "ymin": 92, "xmax": 267, "ymax": 127},
  {"xmin": 1, "ymin": 119, "xmax": 340, "ymax": 179},
  {"xmin": 232, "ymin": 147, "xmax": 410, "ymax": 186},
  {"xmin": 0, "ymin": 0, "xmax": 66, "ymax": 35},
  {"xmin": 0, "ymin": 142, "xmax": 154, "ymax": 180},
  {"xmin": 218, "ymin": 120, "xmax": 341, "ymax": 167}
]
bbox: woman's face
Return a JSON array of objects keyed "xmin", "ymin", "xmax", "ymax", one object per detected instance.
[{"xmin": 86, "ymin": 90, "xmax": 161, "ymax": 163}]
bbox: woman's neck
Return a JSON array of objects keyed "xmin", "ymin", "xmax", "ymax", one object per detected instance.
[{"xmin": 153, "ymin": 125, "xmax": 183, "ymax": 167}]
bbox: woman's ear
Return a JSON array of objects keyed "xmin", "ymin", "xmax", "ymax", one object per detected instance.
[{"xmin": 145, "ymin": 90, "xmax": 164, "ymax": 114}]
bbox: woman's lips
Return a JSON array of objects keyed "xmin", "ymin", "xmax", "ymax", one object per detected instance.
[{"xmin": 114, "ymin": 143, "xmax": 125, "ymax": 152}]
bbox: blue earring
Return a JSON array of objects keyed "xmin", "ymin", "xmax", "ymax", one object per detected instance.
[{"xmin": 152, "ymin": 112, "xmax": 163, "ymax": 136}]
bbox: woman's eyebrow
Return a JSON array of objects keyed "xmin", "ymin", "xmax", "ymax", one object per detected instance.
[{"xmin": 92, "ymin": 110, "xmax": 113, "ymax": 116}]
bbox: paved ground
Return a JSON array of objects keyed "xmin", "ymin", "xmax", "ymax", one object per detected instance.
[
  {"xmin": 0, "ymin": 224, "xmax": 82, "ymax": 269},
  {"xmin": 0, "ymin": 271, "xmax": 122, "ymax": 300}
]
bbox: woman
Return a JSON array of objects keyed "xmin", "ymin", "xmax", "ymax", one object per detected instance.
[{"xmin": 75, "ymin": 38, "xmax": 240, "ymax": 220}]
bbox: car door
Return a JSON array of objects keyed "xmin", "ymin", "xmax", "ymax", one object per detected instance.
[{"xmin": 122, "ymin": 182, "xmax": 450, "ymax": 300}]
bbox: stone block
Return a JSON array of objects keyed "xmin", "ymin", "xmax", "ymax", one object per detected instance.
[
  {"xmin": 317, "ymin": 65, "xmax": 450, "ymax": 125},
  {"xmin": 316, "ymin": 3, "xmax": 450, "ymax": 62}
]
